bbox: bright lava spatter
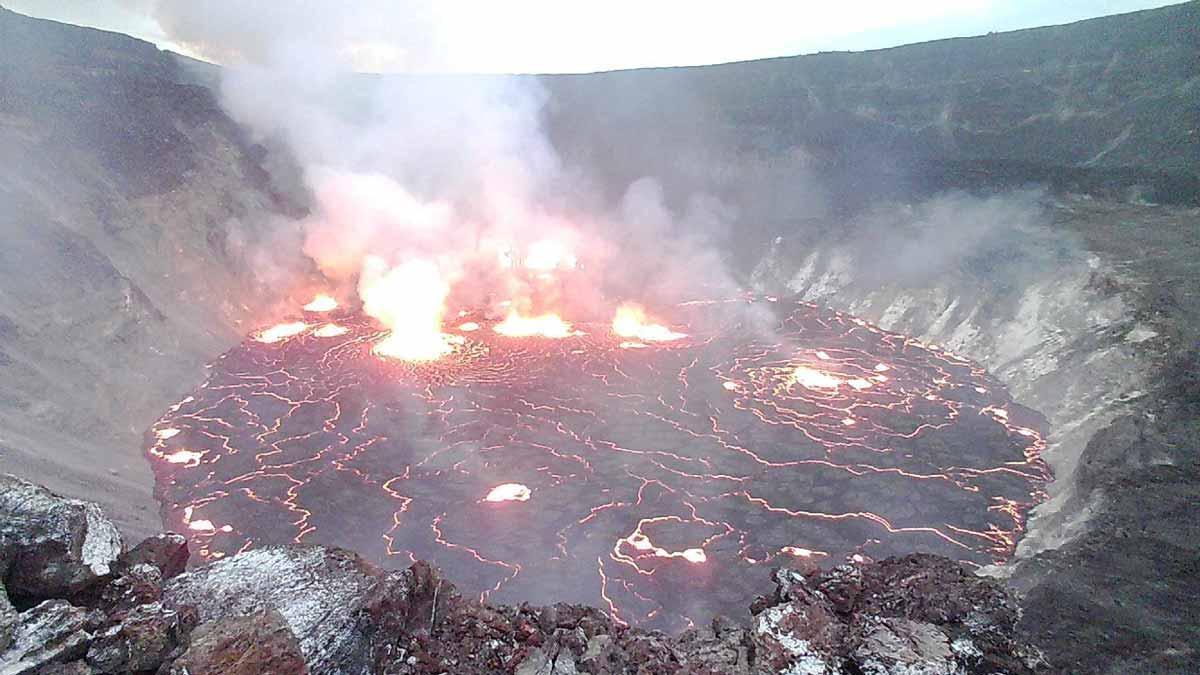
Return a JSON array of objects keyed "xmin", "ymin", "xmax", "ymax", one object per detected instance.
[{"xmin": 145, "ymin": 295, "xmax": 1049, "ymax": 631}]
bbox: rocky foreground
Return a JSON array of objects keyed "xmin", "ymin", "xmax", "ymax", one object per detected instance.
[{"xmin": 0, "ymin": 474, "xmax": 1045, "ymax": 674}]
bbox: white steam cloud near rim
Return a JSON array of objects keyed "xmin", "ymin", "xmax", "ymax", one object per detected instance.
[
  {"xmin": 141, "ymin": 1, "xmax": 1056, "ymax": 353},
  {"xmin": 144, "ymin": 1, "xmax": 750, "ymax": 352}
]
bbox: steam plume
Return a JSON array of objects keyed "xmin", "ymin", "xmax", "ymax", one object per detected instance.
[{"xmin": 141, "ymin": 1, "xmax": 738, "ymax": 347}]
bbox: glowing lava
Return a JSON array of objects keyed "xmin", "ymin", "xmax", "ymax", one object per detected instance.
[
  {"xmin": 145, "ymin": 295, "xmax": 1049, "ymax": 632},
  {"xmin": 612, "ymin": 303, "xmax": 686, "ymax": 342},
  {"xmin": 788, "ymin": 365, "xmax": 843, "ymax": 390},
  {"xmin": 619, "ymin": 523, "xmax": 710, "ymax": 565},
  {"xmin": 361, "ymin": 258, "xmax": 456, "ymax": 361},
  {"xmin": 254, "ymin": 321, "xmax": 309, "ymax": 344},
  {"xmin": 162, "ymin": 449, "xmax": 204, "ymax": 466},
  {"xmin": 303, "ymin": 294, "xmax": 339, "ymax": 312},
  {"xmin": 493, "ymin": 310, "xmax": 580, "ymax": 338},
  {"xmin": 484, "ymin": 483, "xmax": 532, "ymax": 503},
  {"xmin": 314, "ymin": 324, "xmax": 350, "ymax": 338},
  {"xmin": 781, "ymin": 546, "xmax": 825, "ymax": 558}
]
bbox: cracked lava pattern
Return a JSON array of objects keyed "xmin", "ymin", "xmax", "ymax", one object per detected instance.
[{"xmin": 145, "ymin": 295, "xmax": 1049, "ymax": 631}]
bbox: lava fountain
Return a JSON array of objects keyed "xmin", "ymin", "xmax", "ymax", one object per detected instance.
[{"xmin": 145, "ymin": 294, "xmax": 1048, "ymax": 631}]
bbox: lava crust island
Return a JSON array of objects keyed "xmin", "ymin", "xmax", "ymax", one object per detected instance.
[{"xmin": 147, "ymin": 294, "xmax": 1047, "ymax": 631}]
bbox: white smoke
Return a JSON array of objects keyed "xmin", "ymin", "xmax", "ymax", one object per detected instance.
[{"xmin": 136, "ymin": 1, "xmax": 746, "ymax": 343}]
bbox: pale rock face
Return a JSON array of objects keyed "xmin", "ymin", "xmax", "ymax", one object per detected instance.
[
  {"xmin": 0, "ymin": 600, "xmax": 95, "ymax": 675},
  {"xmin": 162, "ymin": 546, "xmax": 379, "ymax": 675},
  {"xmin": 754, "ymin": 603, "xmax": 835, "ymax": 674},
  {"xmin": 0, "ymin": 474, "xmax": 124, "ymax": 599},
  {"xmin": 853, "ymin": 617, "xmax": 956, "ymax": 675},
  {"xmin": 80, "ymin": 503, "xmax": 124, "ymax": 577}
]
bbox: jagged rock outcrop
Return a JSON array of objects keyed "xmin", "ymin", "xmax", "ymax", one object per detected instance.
[
  {"xmin": 0, "ymin": 474, "xmax": 123, "ymax": 602},
  {"xmin": 747, "ymin": 557, "xmax": 1043, "ymax": 674},
  {"xmin": 162, "ymin": 610, "xmax": 308, "ymax": 675},
  {"xmin": 0, "ymin": 600, "xmax": 99, "ymax": 675},
  {"xmin": 0, "ymin": 475, "xmax": 1045, "ymax": 674},
  {"xmin": 162, "ymin": 546, "xmax": 379, "ymax": 674},
  {"xmin": 85, "ymin": 601, "xmax": 195, "ymax": 673},
  {"xmin": 116, "ymin": 533, "xmax": 189, "ymax": 580}
]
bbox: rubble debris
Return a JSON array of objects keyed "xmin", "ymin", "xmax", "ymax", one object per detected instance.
[{"xmin": 0, "ymin": 600, "xmax": 97, "ymax": 674}]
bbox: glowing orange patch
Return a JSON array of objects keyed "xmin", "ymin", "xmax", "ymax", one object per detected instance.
[
  {"xmin": 494, "ymin": 311, "xmax": 579, "ymax": 339},
  {"xmin": 789, "ymin": 366, "xmax": 841, "ymax": 390},
  {"xmin": 612, "ymin": 303, "xmax": 686, "ymax": 342},
  {"xmin": 303, "ymin": 294, "xmax": 338, "ymax": 312},
  {"xmin": 484, "ymin": 483, "xmax": 531, "ymax": 502},
  {"xmin": 255, "ymin": 322, "xmax": 309, "ymax": 344}
]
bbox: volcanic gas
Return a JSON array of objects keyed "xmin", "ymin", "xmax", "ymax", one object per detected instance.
[{"xmin": 145, "ymin": 294, "xmax": 1048, "ymax": 631}]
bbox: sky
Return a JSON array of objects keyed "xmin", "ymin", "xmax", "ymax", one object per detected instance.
[{"xmin": 4, "ymin": 0, "xmax": 1179, "ymax": 73}]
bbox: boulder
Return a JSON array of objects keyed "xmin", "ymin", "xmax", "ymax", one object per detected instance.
[
  {"xmin": 816, "ymin": 554, "xmax": 1041, "ymax": 673},
  {"xmin": 514, "ymin": 646, "xmax": 579, "ymax": 675},
  {"xmin": 160, "ymin": 610, "xmax": 307, "ymax": 675},
  {"xmin": 749, "ymin": 568, "xmax": 844, "ymax": 674},
  {"xmin": 0, "ymin": 475, "xmax": 123, "ymax": 602},
  {"xmin": 116, "ymin": 533, "xmax": 189, "ymax": 579},
  {"xmin": 360, "ymin": 560, "xmax": 458, "ymax": 641},
  {"xmin": 852, "ymin": 617, "xmax": 955, "ymax": 675},
  {"xmin": 85, "ymin": 602, "xmax": 196, "ymax": 673},
  {"xmin": 0, "ymin": 600, "xmax": 96, "ymax": 675},
  {"xmin": 95, "ymin": 563, "xmax": 164, "ymax": 621},
  {"xmin": 162, "ymin": 546, "xmax": 379, "ymax": 674}
]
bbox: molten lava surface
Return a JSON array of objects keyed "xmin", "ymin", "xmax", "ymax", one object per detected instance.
[{"xmin": 146, "ymin": 296, "xmax": 1048, "ymax": 630}]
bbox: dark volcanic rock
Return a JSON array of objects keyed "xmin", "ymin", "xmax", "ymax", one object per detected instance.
[
  {"xmin": 0, "ymin": 600, "xmax": 97, "ymax": 675},
  {"xmin": 0, "ymin": 580, "xmax": 15, "ymax": 652},
  {"xmin": 115, "ymin": 533, "xmax": 189, "ymax": 579},
  {"xmin": 360, "ymin": 560, "xmax": 460, "ymax": 643},
  {"xmin": 160, "ymin": 610, "xmax": 307, "ymax": 675},
  {"xmin": 36, "ymin": 662, "xmax": 97, "ymax": 675},
  {"xmin": 0, "ymin": 475, "xmax": 123, "ymax": 602},
  {"xmin": 85, "ymin": 602, "xmax": 196, "ymax": 673},
  {"xmin": 541, "ymin": 3, "xmax": 1199, "ymax": 210},
  {"xmin": 161, "ymin": 546, "xmax": 379, "ymax": 675},
  {"xmin": 362, "ymin": 554, "xmax": 1040, "ymax": 674},
  {"xmin": 743, "ymin": 555, "xmax": 1044, "ymax": 674},
  {"xmin": 94, "ymin": 563, "xmax": 165, "ymax": 621}
]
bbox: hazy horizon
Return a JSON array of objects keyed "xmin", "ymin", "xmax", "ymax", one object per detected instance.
[{"xmin": 4, "ymin": 0, "xmax": 1181, "ymax": 74}]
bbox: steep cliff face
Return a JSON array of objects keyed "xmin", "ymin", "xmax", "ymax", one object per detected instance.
[
  {"xmin": 0, "ymin": 7, "xmax": 305, "ymax": 538},
  {"xmin": 752, "ymin": 197, "xmax": 1140, "ymax": 547},
  {"xmin": 750, "ymin": 195, "xmax": 1200, "ymax": 671},
  {"xmin": 539, "ymin": 2, "xmax": 1199, "ymax": 212}
]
